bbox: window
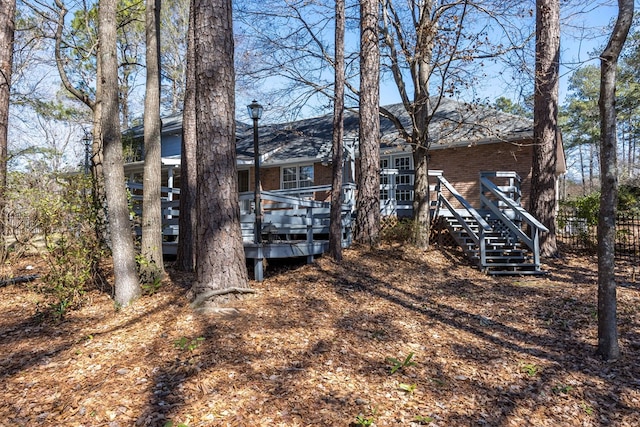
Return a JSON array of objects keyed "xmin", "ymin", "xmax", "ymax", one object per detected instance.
[
  {"xmin": 395, "ymin": 156, "xmax": 413, "ymax": 202},
  {"xmin": 237, "ymin": 170, "xmax": 249, "ymax": 192},
  {"xmin": 380, "ymin": 158, "xmax": 390, "ymax": 200},
  {"xmin": 380, "ymin": 158, "xmax": 390, "ymax": 186},
  {"xmin": 237, "ymin": 170, "xmax": 250, "ymax": 212},
  {"xmin": 380, "ymin": 154, "xmax": 414, "ymax": 203},
  {"xmin": 281, "ymin": 164, "xmax": 314, "ymax": 196}
]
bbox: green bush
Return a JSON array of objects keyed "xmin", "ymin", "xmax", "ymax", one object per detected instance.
[
  {"xmin": 619, "ymin": 185, "xmax": 640, "ymax": 213},
  {"xmin": 6, "ymin": 173, "xmax": 104, "ymax": 320},
  {"xmin": 381, "ymin": 218, "xmax": 416, "ymax": 243},
  {"xmin": 573, "ymin": 193, "xmax": 600, "ymax": 226},
  {"xmin": 563, "ymin": 186, "xmax": 640, "ymax": 222},
  {"xmin": 39, "ymin": 176, "xmax": 104, "ymax": 318}
]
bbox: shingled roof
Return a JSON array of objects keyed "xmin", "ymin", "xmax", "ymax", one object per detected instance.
[
  {"xmin": 125, "ymin": 97, "xmax": 534, "ymax": 167},
  {"xmin": 242, "ymin": 98, "xmax": 533, "ymax": 166}
]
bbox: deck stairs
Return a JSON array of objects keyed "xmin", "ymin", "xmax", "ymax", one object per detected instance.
[{"xmin": 431, "ymin": 171, "xmax": 548, "ymax": 275}]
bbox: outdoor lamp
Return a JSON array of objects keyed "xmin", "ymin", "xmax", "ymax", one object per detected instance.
[
  {"xmin": 247, "ymin": 100, "xmax": 263, "ymax": 120},
  {"xmin": 248, "ymin": 100, "xmax": 263, "ymax": 244}
]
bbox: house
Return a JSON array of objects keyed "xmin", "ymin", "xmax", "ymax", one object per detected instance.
[
  {"xmin": 124, "ymin": 98, "xmax": 566, "ymax": 277},
  {"xmin": 124, "ymin": 97, "xmax": 566, "ymax": 216}
]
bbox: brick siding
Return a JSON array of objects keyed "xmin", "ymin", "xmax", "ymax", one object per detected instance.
[
  {"xmin": 430, "ymin": 141, "xmax": 534, "ymax": 208},
  {"xmin": 247, "ymin": 140, "xmax": 535, "ymax": 209}
]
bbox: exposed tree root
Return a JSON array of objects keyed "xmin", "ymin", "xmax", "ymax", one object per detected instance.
[{"xmin": 190, "ymin": 287, "xmax": 255, "ymax": 309}]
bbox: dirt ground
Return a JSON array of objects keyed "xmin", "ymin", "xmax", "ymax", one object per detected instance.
[{"xmin": 1, "ymin": 244, "xmax": 639, "ymax": 427}]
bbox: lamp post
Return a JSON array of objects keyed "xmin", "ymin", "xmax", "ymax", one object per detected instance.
[{"xmin": 247, "ymin": 100, "xmax": 263, "ymax": 244}]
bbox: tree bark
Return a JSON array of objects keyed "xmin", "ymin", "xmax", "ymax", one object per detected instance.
[
  {"xmin": 412, "ymin": 144, "xmax": 430, "ymax": 247},
  {"xmin": 176, "ymin": 0, "xmax": 197, "ymax": 272},
  {"xmin": 597, "ymin": 0, "xmax": 634, "ymax": 361},
  {"xmin": 410, "ymin": 1, "xmax": 436, "ymax": 250},
  {"xmin": 190, "ymin": 0, "xmax": 249, "ymax": 308},
  {"xmin": 0, "ymin": 0, "xmax": 16, "ymax": 239},
  {"xmin": 140, "ymin": 0, "xmax": 165, "ymax": 281},
  {"xmin": 329, "ymin": 0, "xmax": 345, "ymax": 261},
  {"xmin": 355, "ymin": 0, "xmax": 380, "ymax": 248},
  {"xmin": 99, "ymin": 0, "xmax": 141, "ymax": 307},
  {"xmin": 530, "ymin": 0, "xmax": 560, "ymax": 258}
]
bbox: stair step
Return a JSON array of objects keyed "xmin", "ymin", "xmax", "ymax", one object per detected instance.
[
  {"xmin": 469, "ymin": 248, "xmax": 527, "ymax": 254},
  {"xmin": 480, "ymin": 262, "xmax": 538, "ymax": 268},
  {"xmin": 441, "ymin": 208, "xmax": 543, "ymax": 276},
  {"xmin": 463, "ymin": 241, "xmax": 523, "ymax": 249},
  {"xmin": 487, "ymin": 269, "xmax": 547, "ymax": 276},
  {"xmin": 456, "ymin": 234, "xmax": 515, "ymax": 242},
  {"xmin": 470, "ymin": 256, "xmax": 528, "ymax": 261}
]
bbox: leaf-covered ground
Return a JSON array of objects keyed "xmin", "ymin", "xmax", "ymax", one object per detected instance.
[{"xmin": 1, "ymin": 245, "xmax": 639, "ymax": 427}]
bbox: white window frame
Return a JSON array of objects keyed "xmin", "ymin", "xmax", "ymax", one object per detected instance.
[
  {"xmin": 380, "ymin": 154, "xmax": 414, "ymax": 215},
  {"xmin": 280, "ymin": 164, "xmax": 315, "ymax": 197},
  {"xmin": 394, "ymin": 155, "xmax": 413, "ymax": 202}
]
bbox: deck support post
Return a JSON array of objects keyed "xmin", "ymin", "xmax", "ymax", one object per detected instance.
[{"xmin": 254, "ymin": 246, "xmax": 264, "ymax": 282}]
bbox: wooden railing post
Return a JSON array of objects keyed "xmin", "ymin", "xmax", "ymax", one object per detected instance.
[
  {"xmin": 306, "ymin": 205, "xmax": 314, "ymax": 264},
  {"xmin": 532, "ymin": 227, "xmax": 541, "ymax": 270}
]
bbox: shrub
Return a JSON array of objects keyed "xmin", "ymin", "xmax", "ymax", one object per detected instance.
[
  {"xmin": 381, "ymin": 217, "xmax": 416, "ymax": 243},
  {"xmin": 6, "ymin": 173, "xmax": 104, "ymax": 319},
  {"xmin": 40, "ymin": 176, "xmax": 104, "ymax": 317}
]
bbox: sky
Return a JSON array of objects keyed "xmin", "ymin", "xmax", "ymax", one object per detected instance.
[
  {"xmin": 556, "ymin": 2, "xmax": 621, "ymax": 102},
  {"xmin": 374, "ymin": 2, "xmax": 625, "ymax": 109}
]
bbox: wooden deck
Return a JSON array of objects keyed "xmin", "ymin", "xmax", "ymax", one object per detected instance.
[{"xmin": 129, "ymin": 184, "xmax": 355, "ymax": 281}]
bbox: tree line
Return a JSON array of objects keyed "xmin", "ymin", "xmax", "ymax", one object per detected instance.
[{"xmin": 561, "ymin": 25, "xmax": 640, "ymax": 194}]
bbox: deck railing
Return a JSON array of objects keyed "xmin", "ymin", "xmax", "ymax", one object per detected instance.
[
  {"xmin": 432, "ymin": 174, "xmax": 492, "ymax": 266},
  {"xmin": 238, "ymin": 188, "xmax": 353, "ymax": 244},
  {"xmin": 128, "ymin": 181, "xmax": 355, "ymax": 280},
  {"xmin": 479, "ymin": 175, "xmax": 548, "ymax": 269}
]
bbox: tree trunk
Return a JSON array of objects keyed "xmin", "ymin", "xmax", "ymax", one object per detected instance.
[
  {"xmin": 99, "ymin": 0, "xmax": 141, "ymax": 307},
  {"xmin": 140, "ymin": 0, "xmax": 165, "ymax": 281},
  {"xmin": 0, "ymin": 0, "xmax": 16, "ymax": 239},
  {"xmin": 355, "ymin": 0, "xmax": 380, "ymax": 248},
  {"xmin": 597, "ymin": 0, "xmax": 634, "ymax": 361},
  {"xmin": 530, "ymin": 0, "xmax": 560, "ymax": 258},
  {"xmin": 329, "ymin": 0, "xmax": 345, "ymax": 261},
  {"xmin": 380, "ymin": 0, "xmax": 436, "ymax": 250},
  {"xmin": 579, "ymin": 144, "xmax": 586, "ymax": 196},
  {"xmin": 412, "ymin": 144, "xmax": 430, "ymax": 248},
  {"xmin": 119, "ymin": 71, "xmax": 131, "ymax": 129},
  {"xmin": 589, "ymin": 142, "xmax": 596, "ymax": 193},
  {"xmin": 91, "ymin": 94, "xmax": 107, "ymax": 245},
  {"xmin": 411, "ymin": 1, "xmax": 436, "ymax": 250},
  {"xmin": 176, "ymin": 0, "xmax": 197, "ymax": 272},
  {"xmin": 190, "ymin": 0, "xmax": 249, "ymax": 309}
]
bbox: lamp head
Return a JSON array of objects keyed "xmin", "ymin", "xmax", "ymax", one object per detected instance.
[{"xmin": 247, "ymin": 100, "xmax": 263, "ymax": 120}]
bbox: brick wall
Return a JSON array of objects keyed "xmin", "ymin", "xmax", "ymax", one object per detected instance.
[
  {"xmin": 259, "ymin": 167, "xmax": 281, "ymax": 191},
  {"xmin": 430, "ymin": 141, "xmax": 534, "ymax": 208},
  {"xmin": 248, "ymin": 140, "xmax": 535, "ymax": 208}
]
